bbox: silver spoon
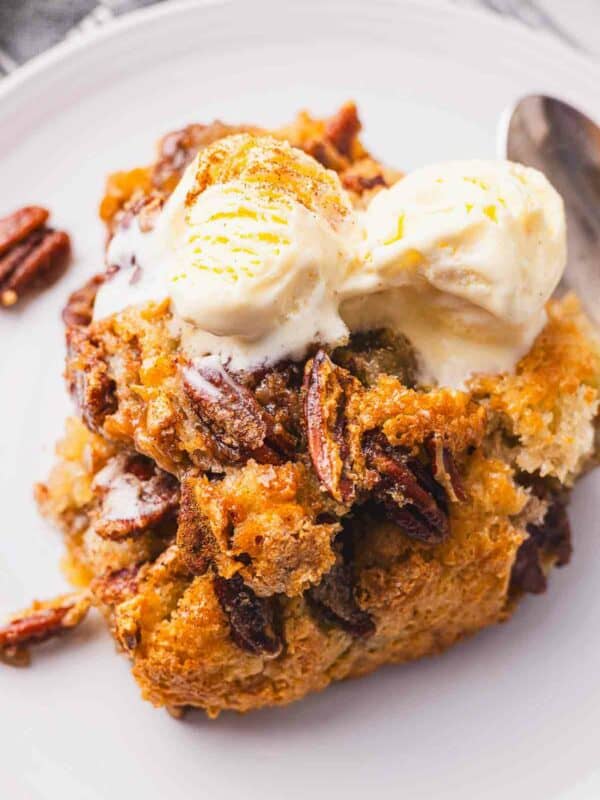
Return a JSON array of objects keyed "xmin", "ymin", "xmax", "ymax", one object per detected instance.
[{"xmin": 501, "ymin": 95, "xmax": 600, "ymax": 325}]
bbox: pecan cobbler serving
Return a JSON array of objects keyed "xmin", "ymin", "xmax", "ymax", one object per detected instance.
[{"xmin": 2, "ymin": 103, "xmax": 599, "ymax": 717}]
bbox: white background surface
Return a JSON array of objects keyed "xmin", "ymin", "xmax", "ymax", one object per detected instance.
[{"xmin": 1, "ymin": 1, "xmax": 599, "ymax": 798}]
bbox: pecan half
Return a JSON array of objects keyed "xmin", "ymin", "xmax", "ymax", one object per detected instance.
[
  {"xmin": 62, "ymin": 273, "xmax": 105, "ymax": 327},
  {"xmin": 342, "ymin": 172, "xmax": 387, "ymax": 193},
  {"xmin": 307, "ymin": 561, "xmax": 374, "ymax": 638},
  {"xmin": 92, "ymin": 453, "xmax": 179, "ymax": 540},
  {"xmin": 0, "ymin": 592, "xmax": 91, "ymax": 667},
  {"xmin": 324, "ymin": 102, "xmax": 361, "ymax": 158},
  {"xmin": 0, "ymin": 206, "xmax": 71, "ymax": 307},
  {"xmin": 213, "ymin": 574, "xmax": 283, "ymax": 657},
  {"xmin": 363, "ymin": 432, "xmax": 449, "ymax": 544},
  {"xmin": 0, "ymin": 206, "xmax": 48, "ymax": 254},
  {"xmin": 176, "ymin": 477, "xmax": 216, "ymax": 575},
  {"xmin": 303, "ymin": 349, "xmax": 357, "ymax": 504},
  {"xmin": 66, "ymin": 326, "xmax": 117, "ymax": 433},
  {"xmin": 182, "ymin": 357, "xmax": 293, "ymax": 464},
  {"xmin": 91, "ymin": 564, "xmax": 142, "ymax": 607}
]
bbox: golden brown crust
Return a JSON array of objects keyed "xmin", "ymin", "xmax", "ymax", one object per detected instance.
[
  {"xmin": 36, "ymin": 329, "xmax": 576, "ymax": 714},
  {"xmin": 38, "ymin": 296, "xmax": 596, "ymax": 714},
  {"xmin": 471, "ymin": 295, "xmax": 600, "ymax": 482},
  {"xmin": 346, "ymin": 377, "xmax": 487, "ymax": 462},
  {"xmin": 114, "ymin": 450, "xmax": 525, "ymax": 714},
  {"xmin": 178, "ymin": 461, "xmax": 340, "ymax": 597}
]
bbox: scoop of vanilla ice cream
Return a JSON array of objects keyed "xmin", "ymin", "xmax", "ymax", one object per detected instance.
[
  {"xmin": 172, "ymin": 178, "xmax": 352, "ymax": 366},
  {"xmin": 342, "ymin": 160, "xmax": 566, "ymax": 386},
  {"xmin": 95, "ymin": 134, "xmax": 357, "ymax": 368},
  {"xmin": 186, "ymin": 133, "xmax": 354, "ymax": 232},
  {"xmin": 170, "ymin": 180, "xmax": 348, "ymax": 339}
]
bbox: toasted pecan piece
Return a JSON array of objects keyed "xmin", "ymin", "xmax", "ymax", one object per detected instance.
[
  {"xmin": 177, "ymin": 477, "xmax": 216, "ymax": 575},
  {"xmin": 182, "ymin": 357, "xmax": 294, "ymax": 464},
  {"xmin": 0, "ymin": 592, "xmax": 91, "ymax": 666},
  {"xmin": 66, "ymin": 326, "xmax": 117, "ymax": 433},
  {"xmin": 303, "ymin": 349, "xmax": 359, "ymax": 504},
  {"xmin": 342, "ymin": 171, "xmax": 387, "ymax": 193},
  {"xmin": 538, "ymin": 494, "xmax": 572, "ymax": 568},
  {"xmin": 213, "ymin": 574, "xmax": 283, "ymax": 657},
  {"xmin": 93, "ymin": 453, "xmax": 179, "ymax": 541},
  {"xmin": 307, "ymin": 560, "xmax": 375, "ymax": 638},
  {"xmin": 91, "ymin": 564, "xmax": 142, "ymax": 607},
  {"xmin": 510, "ymin": 537, "xmax": 547, "ymax": 595},
  {"xmin": 62, "ymin": 273, "xmax": 106, "ymax": 327},
  {"xmin": 0, "ymin": 206, "xmax": 71, "ymax": 307},
  {"xmin": 363, "ymin": 431, "xmax": 449, "ymax": 544},
  {"xmin": 324, "ymin": 101, "xmax": 362, "ymax": 158}
]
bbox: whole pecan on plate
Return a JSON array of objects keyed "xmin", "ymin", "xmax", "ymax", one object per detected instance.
[
  {"xmin": 0, "ymin": 206, "xmax": 71, "ymax": 307},
  {"xmin": 425, "ymin": 434, "xmax": 468, "ymax": 503},
  {"xmin": 0, "ymin": 591, "xmax": 91, "ymax": 667}
]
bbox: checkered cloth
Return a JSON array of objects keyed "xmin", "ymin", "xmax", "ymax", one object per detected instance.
[
  {"xmin": 0, "ymin": 0, "xmax": 161, "ymax": 75},
  {"xmin": 0, "ymin": 0, "xmax": 592, "ymax": 78}
]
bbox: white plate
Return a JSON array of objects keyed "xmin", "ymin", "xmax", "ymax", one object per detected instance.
[{"xmin": 1, "ymin": 1, "xmax": 599, "ymax": 797}]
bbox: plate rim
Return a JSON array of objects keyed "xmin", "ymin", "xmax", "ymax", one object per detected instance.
[{"xmin": 1, "ymin": 0, "xmax": 599, "ymax": 115}]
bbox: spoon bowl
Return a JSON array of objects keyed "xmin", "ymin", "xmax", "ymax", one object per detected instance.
[{"xmin": 502, "ymin": 95, "xmax": 600, "ymax": 325}]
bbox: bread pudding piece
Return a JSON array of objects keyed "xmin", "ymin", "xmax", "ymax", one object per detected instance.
[
  {"xmin": 33, "ymin": 292, "xmax": 597, "ymax": 715},
  {"xmin": 7, "ymin": 104, "xmax": 599, "ymax": 717}
]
